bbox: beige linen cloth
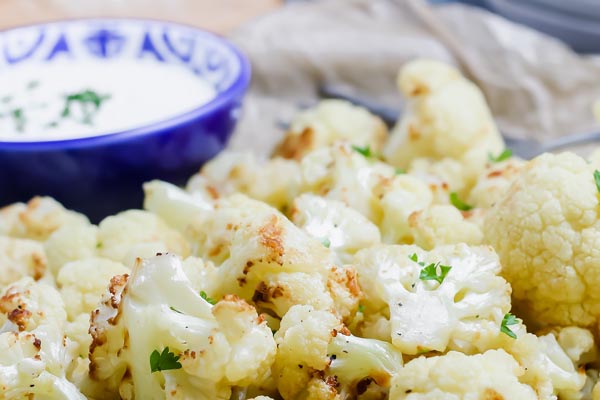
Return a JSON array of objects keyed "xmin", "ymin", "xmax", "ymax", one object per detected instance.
[{"xmin": 229, "ymin": 0, "xmax": 600, "ymax": 157}]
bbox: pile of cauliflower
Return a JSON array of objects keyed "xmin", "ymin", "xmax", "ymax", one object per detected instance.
[{"xmin": 3, "ymin": 59, "xmax": 600, "ymax": 400}]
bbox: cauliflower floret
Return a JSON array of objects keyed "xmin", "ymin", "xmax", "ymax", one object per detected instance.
[
  {"xmin": 408, "ymin": 157, "xmax": 466, "ymax": 201},
  {"xmin": 389, "ymin": 349, "xmax": 538, "ymax": 399},
  {"xmin": 483, "ymin": 152, "xmax": 600, "ymax": 329},
  {"xmin": 468, "ymin": 157, "xmax": 524, "ymax": 209},
  {"xmin": 0, "ymin": 331, "xmax": 85, "ymax": 399},
  {"xmin": 289, "ymin": 194, "xmax": 381, "ymax": 263},
  {"xmin": 0, "ymin": 278, "xmax": 84, "ymax": 399},
  {"xmin": 384, "ymin": 59, "xmax": 504, "ymax": 191},
  {"xmin": 193, "ymin": 151, "xmax": 302, "ymax": 210},
  {"xmin": 273, "ymin": 99, "xmax": 388, "ymax": 160},
  {"xmin": 408, "ymin": 205, "xmax": 483, "ymax": 250},
  {"xmin": 0, "ymin": 236, "xmax": 48, "ymax": 289},
  {"xmin": 97, "ymin": 209, "xmax": 190, "ymax": 265},
  {"xmin": 44, "ymin": 223, "xmax": 99, "ymax": 276},
  {"xmin": 554, "ymin": 326, "xmax": 597, "ymax": 365},
  {"xmin": 274, "ymin": 305, "xmax": 403, "ymax": 400},
  {"xmin": 0, "ymin": 197, "xmax": 89, "ymax": 241},
  {"xmin": 152, "ymin": 189, "xmax": 360, "ymax": 321},
  {"xmin": 88, "ymin": 253, "xmax": 276, "ymax": 400},
  {"xmin": 300, "ymin": 142, "xmax": 434, "ymax": 244},
  {"xmin": 353, "ymin": 244, "xmax": 511, "ymax": 354},
  {"xmin": 143, "ymin": 180, "xmax": 213, "ymax": 233},
  {"xmin": 56, "ymin": 257, "xmax": 129, "ymax": 320}
]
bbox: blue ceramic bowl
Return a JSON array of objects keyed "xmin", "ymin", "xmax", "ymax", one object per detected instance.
[{"xmin": 0, "ymin": 19, "xmax": 250, "ymax": 222}]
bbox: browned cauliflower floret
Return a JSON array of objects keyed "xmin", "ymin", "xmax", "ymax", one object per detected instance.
[
  {"xmin": 273, "ymin": 99, "xmax": 388, "ymax": 160},
  {"xmin": 384, "ymin": 59, "xmax": 504, "ymax": 192}
]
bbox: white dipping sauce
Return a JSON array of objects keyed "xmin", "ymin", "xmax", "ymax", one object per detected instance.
[{"xmin": 0, "ymin": 60, "xmax": 217, "ymax": 141}]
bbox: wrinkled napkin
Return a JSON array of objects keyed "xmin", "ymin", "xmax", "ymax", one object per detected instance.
[{"xmin": 228, "ymin": 0, "xmax": 600, "ymax": 157}]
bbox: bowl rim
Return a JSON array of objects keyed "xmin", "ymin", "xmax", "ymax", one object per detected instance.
[{"xmin": 0, "ymin": 17, "xmax": 251, "ymax": 150}]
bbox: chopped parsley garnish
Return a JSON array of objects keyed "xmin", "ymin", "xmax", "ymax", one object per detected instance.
[
  {"xmin": 321, "ymin": 238, "xmax": 331, "ymax": 248},
  {"xmin": 27, "ymin": 80, "xmax": 40, "ymax": 90},
  {"xmin": 352, "ymin": 145, "xmax": 375, "ymax": 158},
  {"xmin": 200, "ymin": 291, "xmax": 217, "ymax": 305},
  {"xmin": 169, "ymin": 306, "xmax": 182, "ymax": 314},
  {"xmin": 594, "ymin": 170, "xmax": 600, "ymax": 193},
  {"xmin": 500, "ymin": 313, "xmax": 519, "ymax": 339},
  {"xmin": 410, "ymin": 253, "xmax": 451, "ymax": 284},
  {"xmin": 449, "ymin": 192, "xmax": 473, "ymax": 211},
  {"xmin": 11, "ymin": 108, "xmax": 26, "ymax": 133},
  {"xmin": 357, "ymin": 304, "xmax": 365, "ymax": 313},
  {"xmin": 149, "ymin": 347, "xmax": 182, "ymax": 373},
  {"xmin": 488, "ymin": 149, "xmax": 512, "ymax": 163},
  {"xmin": 419, "ymin": 262, "xmax": 452, "ymax": 284},
  {"xmin": 408, "ymin": 253, "xmax": 425, "ymax": 266},
  {"xmin": 61, "ymin": 89, "xmax": 111, "ymax": 125},
  {"xmin": 395, "ymin": 168, "xmax": 406, "ymax": 175}
]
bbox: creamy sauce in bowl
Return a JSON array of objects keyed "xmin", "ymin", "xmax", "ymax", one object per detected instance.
[{"xmin": 0, "ymin": 60, "xmax": 217, "ymax": 141}]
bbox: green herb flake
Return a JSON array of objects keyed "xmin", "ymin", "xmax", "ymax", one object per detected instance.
[
  {"xmin": 450, "ymin": 192, "xmax": 473, "ymax": 211},
  {"xmin": 408, "ymin": 253, "xmax": 425, "ymax": 267},
  {"xmin": 169, "ymin": 306, "xmax": 182, "ymax": 314},
  {"xmin": 1, "ymin": 95, "xmax": 12, "ymax": 104},
  {"xmin": 419, "ymin": 262, "xmax": 452, "ymax": 284},
  {"xmin": 149, "ymin": 347, "xmax": 182, "ymax": 373},
  {"xmin": 357, "ymin": 304, "xmax": 365, "ymax": 313},
  {"xmin": 500, "ymin": 313, "xmax": 519, "ymax": 339},
  {"xmin": 321, "ymin": 238, "xmax": 331, "ymax": 248},
  {"xmin": 594, "ymin": 170, "xmax": 600, "ymax": 193},
  {"xmin": 395, "ymin": 168, "xmax": 406, "ymax": 175},
  {"xmin": 488, "ymin": 149, "xmax": 512, "ymax": 163},
  {"xmin": 61, "ymin": 89, "xmax": 111, "ymax": 125},
  {"xmin": 200, "ymin": 290, "xmax": 217, "ymax": 305},
  {"xmin": 27, "ymin": 80, "xmax": 40, "ymax": 90},
  {"xmin": 352, "ymin": 145, "xmax": 373, "ymax": 158},
  {"xmin": 11, "ymin": 108, "xmax": 26, "ymax": 133}
]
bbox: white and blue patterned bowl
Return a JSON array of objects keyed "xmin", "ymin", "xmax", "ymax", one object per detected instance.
[{"xmin": 0, "ymin": 19, "xmax": 250, "ymax": 221}]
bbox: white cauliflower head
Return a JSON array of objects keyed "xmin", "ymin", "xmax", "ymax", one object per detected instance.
[
  {"xmin": 56, "ymin": 257, "xmax": 129, "ymax": 321},
  {"xmin": 44, "ymin": 223, "xmax": 99, "ymax": 276},
  {"xmin": 88, "ymin": 253, "xmax": 276, "ymax": 400},
  {"xmin": 384, "ymin": 59, "xmax": 504, "ymax": 191},
  {"xmin": 97, "ymin": 209, "xmax": 190, "ymax": 265},
  {"xmin": 483, "ymin": 152, "xmax": 600, "ymax": 329},
  {"xmin": 0, "ymin": 236, "xmax": 48, "ymax": 289},
  {"xmin": 273, "ymin": 99, "xmax": 388, "ymax": 160},
  {"xmin": 174, "ymin": 193, "xmax": 360, "ymax": 321},
  {"xmin": 353, "ymin": 244, "xmax": 511, "ymax": 354},
  {"xmin": 0, "ymin": 278, "xmax": 84, "ymax": 399},
  {"xmin": 274, "ymin": 305, "xmax": 403, "ymax": 400},
  {"xmin": 0, "ymin": 197, "xmax": 89, "ymax": 241},
  {"xmin": 289, "ymin": 194, "xmax": 381, "ymax": 264},
  {"xmin": 389, "ymin": 349, "xmax": 538, "ymax": 399},
  {"xmin": 194, "ymin": 151, "xmax": 302, "ymax": 210}
]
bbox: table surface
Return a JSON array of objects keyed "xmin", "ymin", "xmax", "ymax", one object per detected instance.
[{"xmin": 0, "ymin": 0, "xmax": 281, "ymax": 33}]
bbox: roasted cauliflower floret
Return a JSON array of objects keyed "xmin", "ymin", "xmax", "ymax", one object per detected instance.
[
  {"xmin": 88, "ymin": 253, "xmax": 276, "ymax": 400},
  {"xmin": 56, "ymin": 257, "xmax": 129, "ymax": 321},
  {"xmin": 408, "ymin": 205, "xmax": 483, "ymax": 250},
  {"xmin": 273, "ymin": 99, "xmax": 388, "ymax": 160},
  {"xmin": 192, "ymin": 151, "xmax": 302, "ymax": 210},
  {"xmin": 353, "ymin": 244, "xmax": 511, "ymax": 354},
  {"xmin": 468, "ymin": 156, "xmax": 524, "ymax": 209},
  {"xmin": 274, "ymin": 305, "xmax": 403, "ymax": 400},
  {"xmin": 389, "ymin": 349, "xmax": 538, "ymax": 399},
  {"xmin": 0, "ymin": 197, "xmax": 89, "ymax": 241},
  {"xmin": 0, "ymin": 236, "xmax": 48, "ymax": 289},
  {"xmin": 0, "ymin": 278, "xmax": 84, "ymax": 399},
  {"xmin": 484, "ymin": 152, "xmax": 600, "ymax": 329},
  {"xmin": 44, "ymin": 223, "xmax": 99, "ymax": 276},
  {"xmin": 152, "ymin": 190, "xmax": 361, "ymax": 321},
  {"xmin": 384, "ymin": 59, "xmax": 504, "ymax": 191},
  {"xmin": 97, "ymin": 209, "xmax": 190, "ymax": 265},
  {"xmin": 289, "ymin": 194, "xmax": 381, "ymax": 264}
]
